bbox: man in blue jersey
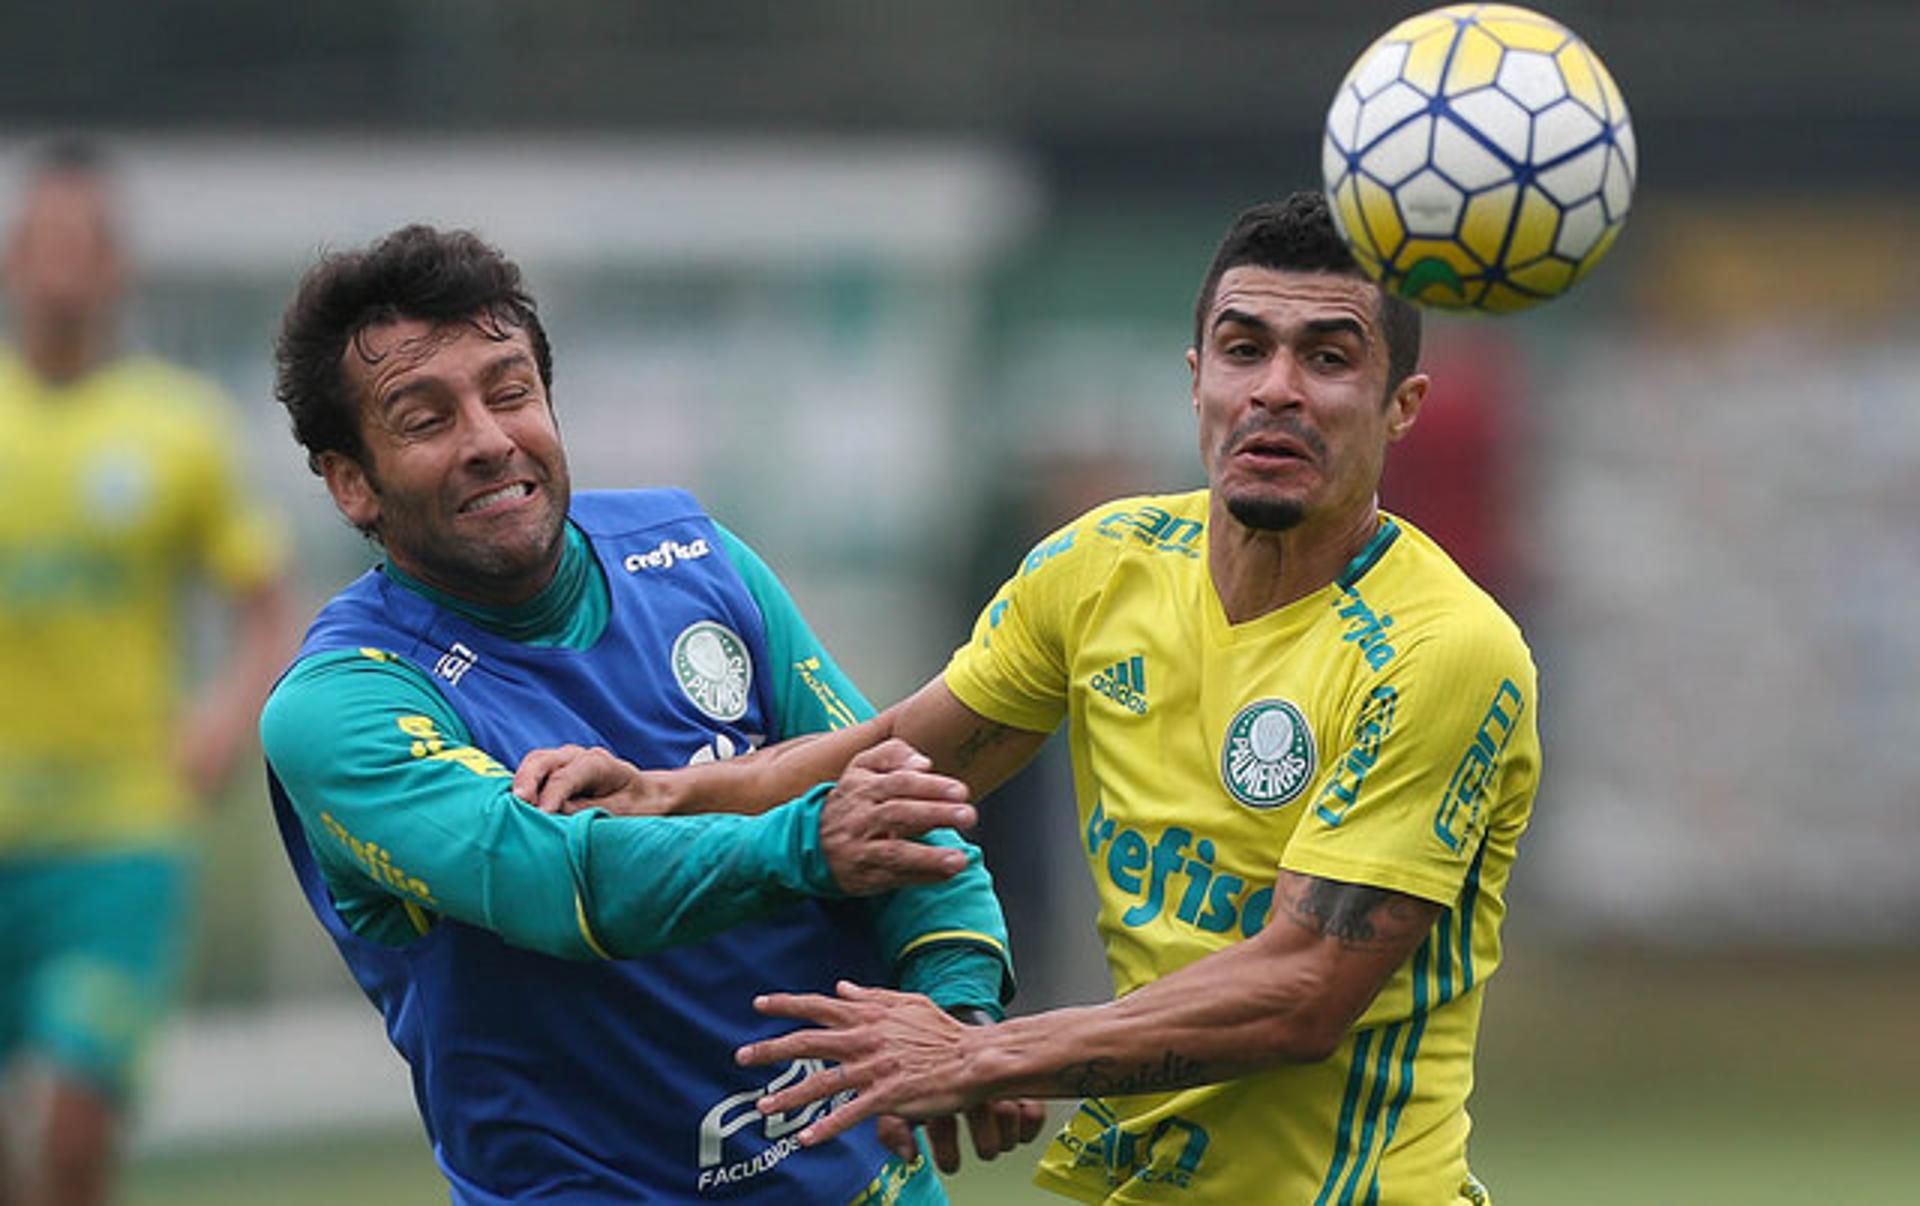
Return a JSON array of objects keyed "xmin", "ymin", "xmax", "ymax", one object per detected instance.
[{"xmin": 261, "ymin": 224, "xmax": 1034, "ymax": 1203}]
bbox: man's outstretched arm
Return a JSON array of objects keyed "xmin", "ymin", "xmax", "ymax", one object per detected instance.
[
  {"xmin": 736, "ymin": 868, "xmax": 1442, "ymax": 1142},
  {"xmin": 515, "ymin": 677, "xmax": 1049, "ymax": 817},
  {"xmin": 264, "ymin": 651, "xmax": 976, "ymax": 961}
]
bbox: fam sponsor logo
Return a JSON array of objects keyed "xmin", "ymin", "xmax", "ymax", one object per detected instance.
[
  {"xmin": 1219, "ymin": 699, "xmax": 1315, "ymax": 809},
  {"xmin": 671, "ymin": 621, "xmax": 752, "ymax": 722},
  {"xmin": 1434, "ymin": 678, "xmax": 1525, "ymax": 853},
  {"xmin": 623, "ymin": 537, "xmax": 711, "ymax": 573},
  {"xmin": 696, "ymin": 1058, "xmax": 852, "ymax": 1193},
  {"xmin": 1084, "ymin": 798, "xmax": 1273, "ymax": 939},
  {"xmin": 1094, "ymin": 505, "xmax": 1203, "ymax": 558},
  {"xmin": 1313, "ymin": 685, "xmax": 1399, "ymax": 827},
  {"xmin": 1055, "ymin": 1099, "xmax": 1211, "ymax": 1191},
  {"xmin": 1333, "ymin": 586, "xmax": 1397, "ymax": 671},
  {"xmin": 1020, "ymin": 529, "xmax": 1075, "ymax": 577},
  {"xmin": 1088, "ymin": 654, "xmax": 1149, "ymax": 716}
]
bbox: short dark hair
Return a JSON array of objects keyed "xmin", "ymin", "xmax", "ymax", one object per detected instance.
[
  {"xmin": 273, "ymin": 224, "xmax": 553, "ymax": 473},
  {"xmin": 1192, "ymin": 191, "xmax": 1421, "ymax": 393},
  {"xmin": 30, "ymin": 135, "xmax": 110, "ymax": 177}
]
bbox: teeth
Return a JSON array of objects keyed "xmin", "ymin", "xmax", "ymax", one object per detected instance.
[{"xmin": 462, "ymin": 483, "xmax": 530, "ymax": 513}]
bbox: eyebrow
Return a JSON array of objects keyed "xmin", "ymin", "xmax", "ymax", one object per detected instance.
[
  {"xmin": 1210, "ymin": 309, "xmax": 1371, "ymax": 345},
  {"xmin": 1211, "ymin": 307, "xmax": 1270, "ymax": 335},
  {"xmin": 1304, "ymin": 316, "xmax": 1369, "ymax": 344}
]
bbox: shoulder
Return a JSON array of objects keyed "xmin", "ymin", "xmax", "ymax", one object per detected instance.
[
  {"xmin": 261, "ymin": 647, "xmax": 445, "ymax": 759},
  {"xmin": 102, "ymin": 357, "xmax": 231, "ymax": 420},
  {"xmin": 1354, "ymin": 516, "xmax": 1534, "ymax": 684},
  {"xmin": 1015, "ymin": 488, "xmax": 1210, "ymax": 583},
  {"xmin": 569, "ymin": 488, "xmax": 708, "ymax": 536}
]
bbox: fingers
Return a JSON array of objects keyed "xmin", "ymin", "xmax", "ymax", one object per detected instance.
[
  {"xmin": 845, "ymin": 737, "xmax": 931, "ymax": 774},
  {"xmin": 967, "ymin": 1101, "xmax": 1006, "ymax": 1160},
  {"xmin": 511, "ymin": 745, "xmax": 576, "ymax": 804},
  {"xmin": 862, "ymin": 768, "xmax": 972, "ymax": 809},
  {"xmin": 875, "ymin": 1115, "xmax": 920, "ymax": 1164},
  {"xmin": 512, "ymin": 744, "xmax": 618, "ymax": 813},
  {"xmin": 786, "ymin": 1091, "xmax": 874, "ymax": 1149},
  {"xmin": 925, "ymin": 1114, "xmax": 963, "ymax": 1174},
  {"xmin": 1015, "ymin": 1098, "xmax": 1048, "ymax": 1145},
  {"xmin": 754, "ymin": 1060, "xmax": 854, "ymax": 1116},
  {"xmin": 875, "ymin": 795, "xmax": 979, "ymax": 838}
]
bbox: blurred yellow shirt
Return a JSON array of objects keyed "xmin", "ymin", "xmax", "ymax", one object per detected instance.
[
  {"xmin": 0, "ymin": 351, "xmax": 284, "ymax": 854},
  {"xmin": 945, "ymin": 490, "xmax": 1538, "ymax": 1205}
]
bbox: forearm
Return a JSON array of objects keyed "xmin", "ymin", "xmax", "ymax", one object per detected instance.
[
  {"xmin": 963, "ymin": 938, "xmax": 1326, "ymax": 1100},
  {"xmin": 266, "ymin": 651, "xmax": 844, "ymax": 962},
  {"xmin": 654, "ymin": 714, "xmax": 892, "ymax": 816}
]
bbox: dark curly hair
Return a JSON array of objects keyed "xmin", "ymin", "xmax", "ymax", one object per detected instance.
[
  {"xmin": 273, "ymin": 224, "xmax": 553, "ymax": 473},
  {"xmin": 1192, "ymin": 191, "xmax": 1421, "ymax": 394}
]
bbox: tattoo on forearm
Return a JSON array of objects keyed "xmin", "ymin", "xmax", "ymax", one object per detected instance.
[
  {"xmin": 1057, "ymin": 1052, "xmax": 1208, "ymax": 1097},
  {"xmin": 1281, "ymin": 877, "xmax": 1428, "ymax": 951},
  {"xmin": 952, "ymin": 722, "xmax": 1014, "ymax": 771}
]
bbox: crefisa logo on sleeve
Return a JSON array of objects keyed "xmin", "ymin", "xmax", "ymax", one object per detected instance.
[{"xmin": 1220, "ymin": 699, "xmax": 1316, "ymax": 809}]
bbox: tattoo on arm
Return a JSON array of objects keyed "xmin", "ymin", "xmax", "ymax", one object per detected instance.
[
  {"xmin": 1280, "ymin": 876, "xmax": 1432, "ymax": 951},
  {"xmin": 951, "ymin": 721, "xmax": 1015, "ymax": 772},
  {"xmin": 1057, "ymin": 1052, "xmax": 1208, "ymax": 1097}
]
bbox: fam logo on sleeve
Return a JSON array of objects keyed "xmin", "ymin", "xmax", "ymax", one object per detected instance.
[
  {"xmin": 671, "ymin": 621, "xmax": 752, "ymax": 722},
  {"xmin": 1220, "ymin": 699, "xmax": 1315, "ymax": 809}
]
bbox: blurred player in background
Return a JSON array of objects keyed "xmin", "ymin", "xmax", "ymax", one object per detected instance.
[
  {"xmin": 0, "ymin": 140, "xmax": 294, "ymax": 1205},
  {"xmin": 261, "ymin": 224, "xmax": 1036, "ymax": 1204},
  {"xmin": 535, "ymin": 191, "xmax": 1541, "ymax": 1203}
]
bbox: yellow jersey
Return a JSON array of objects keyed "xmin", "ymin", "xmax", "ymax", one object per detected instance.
[
  {"xmin": 945, "ymin": 490, "xmax": 1538, "ymax": 1205},
  {"xmin": 0, "ymin": 351, "xmax": 284, "ymax": 853}
]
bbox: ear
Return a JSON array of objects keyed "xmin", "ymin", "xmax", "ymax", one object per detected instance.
[
  {"xmin": 319, "ymin": 451, "xmax": 380, "ymax": 533},
  {"xmin": 1186, "ymin": 346, "xmax": 1201, "ymax": 416},
  {"xmin": 1385, "ymin": 373, "xmax": 1430, "ymax": 444}
]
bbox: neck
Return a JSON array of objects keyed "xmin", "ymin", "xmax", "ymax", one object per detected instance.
[
  {"xmin": 18, "ymin": 318, "xmax": 107, "ymax": 385},
  {"xmin": 1206, "ymin": 494, "xmax": 1381, "ymax": 625}
]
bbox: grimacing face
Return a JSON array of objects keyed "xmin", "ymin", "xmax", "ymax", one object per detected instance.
[
  {"xmin": 1188, "ymin": 266, "xmax": 1425, "ymax": 536},
  {"xmin": 321, "ymin": 316, "xmax": 571, "ymax": 607}
]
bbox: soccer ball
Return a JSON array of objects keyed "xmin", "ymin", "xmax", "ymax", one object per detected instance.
[{"xmin": 1321, "ymin": 4, "xmax": 1635, "ymax": 313}]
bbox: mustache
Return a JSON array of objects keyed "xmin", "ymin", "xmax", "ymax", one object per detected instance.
[{"xmin": 1223, "ymin": 414, "xmax": 1326, "ymax": 461}]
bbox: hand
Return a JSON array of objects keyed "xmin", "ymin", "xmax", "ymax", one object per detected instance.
[
  {"xmin": 818, "ymin": 740, "xmax": 976, "ymax": 895},
  {"xmin": 512, "ymin": 745, "xmax": 671, "ymax": 815},
  {"xmin": 736, "ymin": 981, "xmax": 988, "ymax": 1150},
  {"xmin": 176, "ymin": 700, "xmax": 244, "ymax": 799},
  {"xmin": 875, "ymin": 1099, "xmax": 1050, "ymax": 1174}
]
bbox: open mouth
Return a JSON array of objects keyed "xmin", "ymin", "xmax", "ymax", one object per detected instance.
[
  {"xmin": 459, "ymin": 481, "xmax": 534, "ymax": 514},
  {"xmin": 1234, "ymin": 438, "xmax": 1310, "ymax": 464}
]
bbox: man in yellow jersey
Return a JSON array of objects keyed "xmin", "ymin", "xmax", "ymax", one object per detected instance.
[
  {"xmin": 527, "ymin": 190, "xmax": 1539, "ymax": 1203},
  {"xmin": 0, "ymin": 141, "xmax": 294, "ymax": 1205}
]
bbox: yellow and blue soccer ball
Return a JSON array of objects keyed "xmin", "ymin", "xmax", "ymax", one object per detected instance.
[{"xmin": 1322, "ymin": 3, "xmax": 1635, "ymax": 313}]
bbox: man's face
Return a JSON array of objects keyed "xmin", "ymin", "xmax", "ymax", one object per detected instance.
[
  {"xmin": 324, "ymin": 316, "xmax": 571, "ymax": 606},
  {"xmin": 1189, "ymin": 266, "xmax": 1425, "ymax": 534},
  {"xmin": 4, "ymin": 173, "xmax": 124, "ymax": 331}
]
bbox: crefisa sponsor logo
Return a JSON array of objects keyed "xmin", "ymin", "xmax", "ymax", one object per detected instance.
[
  {"xmin": 696, "ymin": 1059, "xmax": 853, "ymax": 1192},
  {"xmin": 624, "ymin": 537, "xmax": 711, "ymax": 573}
]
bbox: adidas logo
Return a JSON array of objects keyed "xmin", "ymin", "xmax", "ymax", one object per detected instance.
[{"xmin": 1089, "ymin": 655, "xmax": 1149, "ymax": 715}]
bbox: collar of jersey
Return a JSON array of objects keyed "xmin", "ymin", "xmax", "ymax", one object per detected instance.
[
  {"xmin": 1202, "ymin": 514, "xmax": 1400, "ymax": 644},
  {"xmin": 381, "ymin": 520, "xmax": 611, "ymax": 649}
]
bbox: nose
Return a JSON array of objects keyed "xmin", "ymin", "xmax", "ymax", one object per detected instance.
[
  {"xmin": 457, "ymin": 396, "xmax": 517, "ymax": 467},
  {"xmin": 1250, "ymin": 349, "xmax": 1307, "ymax": 412}
]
